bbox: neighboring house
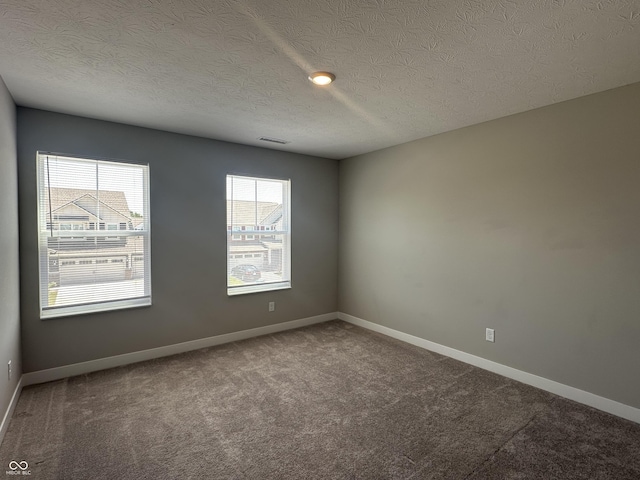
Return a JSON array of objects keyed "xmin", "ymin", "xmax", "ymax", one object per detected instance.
[
  {"xmin": 45, "ymin": 188, "xmax": 134, "ymax": 244},
  {"xmin": 227, "ymin": 200, "xmax": 284, "ymax": 273},
  {"xmin": 44, "ymin": 188, "xmax": 144, "ymax": 286}
]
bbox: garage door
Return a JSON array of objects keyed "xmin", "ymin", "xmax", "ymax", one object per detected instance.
[{"xmin": 59, "ymin": 256, "xmax": 127, "ymax": 285}]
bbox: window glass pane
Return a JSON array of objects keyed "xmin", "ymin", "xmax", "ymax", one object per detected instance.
[
  {"xmin": 38, "ymin": 153, "xmax": 151, "ymax": 318},
  {"xmin": 227, "ymin": 175, "xmax": 290, "ymax": 295}
]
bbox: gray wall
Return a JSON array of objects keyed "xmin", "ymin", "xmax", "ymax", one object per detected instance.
[
  {"xmin": 0, "ymin": 77, "xmax": 21, "ymax": 422},
  {"xmin": 18, "ymin": 108, "xmax": 339, "ymax": 373},
  {"xmin": 339, "ymin": 82, "xmax": 640, "ymax": 409}
]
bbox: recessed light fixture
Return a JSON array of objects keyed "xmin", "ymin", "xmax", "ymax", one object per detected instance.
[{"xmin": 308, "ymin": 71, "xmax": 336, "ymax": 86}]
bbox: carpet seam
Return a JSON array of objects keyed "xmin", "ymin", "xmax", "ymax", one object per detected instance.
[{"xmin": 462, "ymin": 413, "xmax": 538, "ymax": 480}]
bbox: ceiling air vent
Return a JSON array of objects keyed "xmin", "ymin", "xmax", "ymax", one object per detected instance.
[{"xmin": 258, "ymin": 137, "xmax": 290, "ymax": 145}]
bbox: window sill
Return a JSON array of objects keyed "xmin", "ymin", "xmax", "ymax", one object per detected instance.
[
  {"xmin": 227, "ymin": 282, "xmax": 291, "ymax": 296},
  {"xmin": 41, "ymin": 297, "xmax": 151, "ymax": 319}
]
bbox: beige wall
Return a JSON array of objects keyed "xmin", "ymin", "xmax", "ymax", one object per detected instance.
[
  {"xmin": 339, "ymin": 82, "xmax": 640, "ymax": 409},
  {"xmin": 0, "ymin": 76, "xmax": 21, "ymax": 429},
  {"xmin": 18, "ymin": 108, "xmax": 339, "ymax": 372}
]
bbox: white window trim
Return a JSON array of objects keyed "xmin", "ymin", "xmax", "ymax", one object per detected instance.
[
  {"xmin": 41, "ymin": 297, "xmax": 151, "ymax": 318},
  {"xmin": 228, "ymin": 282, "xmax": 291, "ymax": 296},
  {"xmin": 37, "ymin": 152, "xmax": 152, "ymax": 319},
  {"xmin": 227, "ymin": 174, "xmax": 291, "ymax": 296}
]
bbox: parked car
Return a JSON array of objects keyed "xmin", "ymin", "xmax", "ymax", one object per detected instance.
[{"xmin": 231, "ymin": 264, "xmax": 261, "ymax": 282}]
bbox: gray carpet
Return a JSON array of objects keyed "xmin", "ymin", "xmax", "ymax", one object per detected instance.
[{"xmin": 1, "ymin": 320, "xmax": 639, "ymax": 479}]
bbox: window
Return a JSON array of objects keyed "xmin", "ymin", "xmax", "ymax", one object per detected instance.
[
  {"xmin": 37, "ymin": 152, "xmax": 151, "ymax": 318},
  {"xmin": 227, "ymin": 175, "xmax": 290, "ymax": 295}
]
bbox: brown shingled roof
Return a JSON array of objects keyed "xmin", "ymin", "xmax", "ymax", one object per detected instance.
[
  {"xmin": 227, "ymin": 200, "xmax": 281, "ymax": 226},
  {"xmin": 46, "ymin": 188, "xmax": 131, "ymax": 218}
]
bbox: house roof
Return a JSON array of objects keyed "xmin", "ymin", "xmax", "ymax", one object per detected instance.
[
  {"xmin": 227, "ymin": 200, "xmax": 281, "ymax": 227},
  {"xmin": 46, "ymin": 188, "xmax": 131, "ymax": 219}
]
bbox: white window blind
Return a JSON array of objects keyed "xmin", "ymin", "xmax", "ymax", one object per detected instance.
[
  {"xmin": 37, "ymin": 153, "xmax": 151, "ymax": 318},
  {"xmin": 227, "ymin": 175, "xmax": 291, "ymax": 295}
]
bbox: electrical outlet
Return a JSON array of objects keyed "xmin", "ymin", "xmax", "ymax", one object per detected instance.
[
  {"xmin": 486, "ymin": 328, "xmax": 495, "ymax": 343},
  {"xmin": 268, "ymin": 301, "xmax": 275, "ymax": 312},
  {"xmin": 7, "ymin": 360, "xmax": 11, "ymax": 381}
]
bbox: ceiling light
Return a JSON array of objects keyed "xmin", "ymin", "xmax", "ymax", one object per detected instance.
[{"xmin": 308, "ymin": 72, "xmax": 336, "ymax": 86}]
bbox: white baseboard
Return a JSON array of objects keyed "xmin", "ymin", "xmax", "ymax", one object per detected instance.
[
  {"xmin": 22, "ymin": 312, "xmax": 337, "ymax": 387},
  {"xmin": 16, "ymin": 311, "xmax": 639, "ymax": 426},
  {"xmin": 338, "ymin": 312, "xmax": 640, "ymax": 425},
  {"xmin": 0, "ymin": 377, "xmax": 22, "ymax": 447}
]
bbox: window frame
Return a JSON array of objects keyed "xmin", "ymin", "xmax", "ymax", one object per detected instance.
[
  {"xmin": 226, "ymin": 174, "xmax": 291, "ymax": 296},
  {"xmin": 36, "ymin": 152, "xmax": 152, "ymax": 319}
]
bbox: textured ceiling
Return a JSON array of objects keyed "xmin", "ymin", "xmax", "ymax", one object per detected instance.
[{"xmin": 1, "ymin": 0, "xmax": 639, "ymax": 159}]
